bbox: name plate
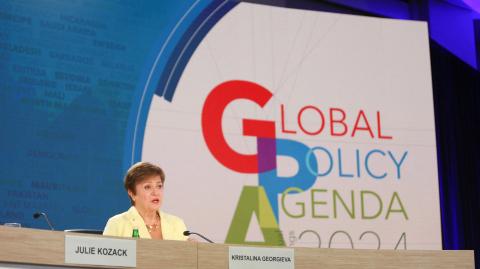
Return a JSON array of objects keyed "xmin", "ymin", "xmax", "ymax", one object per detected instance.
[
  {"xmin": 229, "ymin": 246, "xmax": 294, "ymax": 269},
  {"xmin": 65, "ymin": 235, "xmax": 136, "ymax": 267}
]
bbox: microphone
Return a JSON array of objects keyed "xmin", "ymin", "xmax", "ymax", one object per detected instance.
[
  {"xmin": 183, "ymin": 230, "xmax": 214, "ymax": 243},
  {"xmin": 33, "ymin": 212, "xmax": 54, "ymax": 231}
]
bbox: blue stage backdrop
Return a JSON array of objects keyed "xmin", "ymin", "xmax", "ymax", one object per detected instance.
[{"xmin": 0, "ymin": 0, "xmax": 235, "ymax": 230}]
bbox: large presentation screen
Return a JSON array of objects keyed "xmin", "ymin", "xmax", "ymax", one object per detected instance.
[
  {"xmin": 143, "ymin": 2, "xmax": 441, "ymax": 250},
  {"xmin": 0, "ymin": 1, "xmax": 440, "ymax": 250}
]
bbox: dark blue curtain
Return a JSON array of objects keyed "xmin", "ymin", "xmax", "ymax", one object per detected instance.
[{"xmin": 431, "ymin": 40, "xmax": 480, "ymax": 266}]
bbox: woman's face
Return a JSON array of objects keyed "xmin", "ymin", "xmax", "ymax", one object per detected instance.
[{"xmin": 129, "ymin": 175, "xmax": 164, "ymax": 213}]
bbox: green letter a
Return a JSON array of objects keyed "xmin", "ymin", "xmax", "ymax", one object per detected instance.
[{"xmin": 225, "ymin": 186, "xmax": 285, "ymax": 246}]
